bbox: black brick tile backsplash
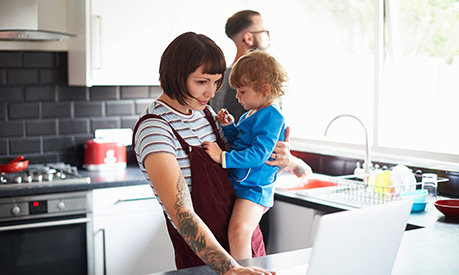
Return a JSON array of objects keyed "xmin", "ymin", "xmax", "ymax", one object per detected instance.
[
  {"xmin": 42, "ymin": 102, "xmax": 72, "ymax": 118},
  {"xmin": 59, "ymin": 119, "xmax": 89, "ymax": 135},
  {"xmin": 121, "ymin": 86, "xmax": 149, "ymax": 99},
  {"xmin": 25, "ymin": 86, "xmax": 55, "ymax": 101},
  {"xmin": 106, "ymin": 100, "xmax": 134, "ymax": 116},
  {"xmin": 26, "ymin": 120, "xmax": 57, "ymax": 136},
  {"xmin": 43, "ymin": 136, "xmax": 74, "ymax": 152},
  {"xmin": 135, "ymin": 99, "xmax": 151, "ymax": 114},
  {"xmin": 0, "ymin": 69, "xmax": 5, "ymax": 85},
  {"xmin": 90, "ymin": 86, "xmax": 118, "ymax": 100},
  {"xmin": 74, "ymin": 101, "xmax": 103, "ymax": 117},
  {"xmin": 121, "ymin": 116, "xmax": 138, "ymax": 129},
  {"xmin": 0, "ymin": 139, "xmax": 7, "ymax": 154},
  {"xmin": 10, "ymin": 137, "xmax": 41, "ymax": 154},
  {"xmin": 40, "ymin": 68, "xmax": 67, "ymax": 84},
  {"xmin": 0, "ymin": 86, "xmax": 24, "ymax": 102},
  {"xmin": 0, "ymin": 103, "xmax": 5, "ymax": 120},
  {"xmin": 90, "ymin": 117, "xmax": 120, "ymax": 132},
  {"xmin": 8, "ymin": 102, "xmax": 40, "ymax": 119},
  {"xmin": 58, "ymin": 86, "xmax": 88, "ymax": 101},
  {"xmin": 6, "ymin": 69, "xmax": 40, "ymax": 85},
  {"xmin": 28, "ymin": 153, "xmax": 59, "ymax": 164},
  {"xmin": 0, "ymin": 121, "xmax": 24, "ymax": 137},
  {"xmin": 0, "ymin": 52, "xmax": 21, "ymax": 67},
  {"xmin": 23, "ymin": 52, "xmax": 55, "ymax": 68},
  {"xmin": 0, "ymin": 50, "xmax": 160, "ymax": 166}
]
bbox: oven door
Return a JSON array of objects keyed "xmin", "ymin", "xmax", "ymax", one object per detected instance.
[{"xmin": 0, "ymin": 214, "xmax": 93, "ymax": 275}]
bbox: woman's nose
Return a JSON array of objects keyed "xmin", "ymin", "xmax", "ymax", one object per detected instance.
[{"xmin": 206, "ymin": 87, "xmax": 216, "ymax": 98}]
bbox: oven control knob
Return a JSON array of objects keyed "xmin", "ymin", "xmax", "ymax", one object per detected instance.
[
  {"xmin": 11, "ymin": 205, "xmax": 21, "ymax": 216},
  {"xmin": 57, "ymin": 201, "xmax": 65, "ymax": 210}
]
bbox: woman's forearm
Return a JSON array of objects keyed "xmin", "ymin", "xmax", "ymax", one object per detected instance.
[
  {"xmin": 171, "ymin": 171, "xmax": 238, "ymax": 274},
  {"xmin": 175, "ymin": 208, "xmax": 238, "ymax": 274}
]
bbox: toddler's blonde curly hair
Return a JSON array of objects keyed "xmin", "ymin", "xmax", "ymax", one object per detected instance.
[{"xmin": 229, "ymin": 50, "xmax": 287, "ymax": 103}]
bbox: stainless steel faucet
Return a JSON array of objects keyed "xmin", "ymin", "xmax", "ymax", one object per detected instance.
[{"xmin": 324, "ymin": 114, "xmax": 372, "ymax": 176}]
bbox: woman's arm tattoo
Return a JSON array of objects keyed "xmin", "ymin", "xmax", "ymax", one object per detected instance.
[
  {"xmin": 173, "ymin": 170, "xmax": 236, "ymax": 274},
  {"xmin": 174, "ymin": 171, "xmax": 192, "ymax": 210}
]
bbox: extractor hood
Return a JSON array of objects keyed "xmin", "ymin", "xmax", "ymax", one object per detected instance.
[{"xmin": 0, "ymin": 0, "xmax": 75, "ymax": 41}]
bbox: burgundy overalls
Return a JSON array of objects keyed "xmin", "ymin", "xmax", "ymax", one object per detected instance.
[{"xmin": 133, "ymin": 108, "xmax": 265, "ymax": 269}]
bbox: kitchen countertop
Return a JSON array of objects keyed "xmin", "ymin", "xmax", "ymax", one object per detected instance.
[
  {"xmin": 0, "ymin": 165, "xmax": 148, "ymax": 198},
  {"xmin": 1, "ymin": 167, "xmax": 458, "ymax": 274},
  {"xmin": 273, "ymin": 188, "xmax": 459, "ymax": 275},
  {"xmin": 153, "ymin": 174, "xmax": 459, "ymax": 275}
]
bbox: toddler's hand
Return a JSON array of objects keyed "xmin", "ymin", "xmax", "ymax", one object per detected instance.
[
  {"xmin": 203, "ymin": 141, "xmax": 223, "ymax": 164},
  {"xmin": 217, "ymin": 109, "xmax": 234, "ymax": 125}
]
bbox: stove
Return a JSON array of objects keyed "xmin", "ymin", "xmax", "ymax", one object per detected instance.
[{"xmin": 0, "ymin": 162, "xmax": 91, "ymax": 187}]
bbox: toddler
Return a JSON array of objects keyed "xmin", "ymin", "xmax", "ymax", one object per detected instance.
[{"xmin": 204, "ymin": 50, "xmax": 287, "ymax": 260}]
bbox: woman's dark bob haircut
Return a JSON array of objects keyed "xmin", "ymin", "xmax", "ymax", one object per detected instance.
[{"xmin": 159, "ymin": 32, "xmax": 226, "ymax": 105}]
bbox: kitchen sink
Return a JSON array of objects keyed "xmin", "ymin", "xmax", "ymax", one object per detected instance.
[{"xmin": 276, "ymin": 173, "xmax": 337, "ymax": 191}]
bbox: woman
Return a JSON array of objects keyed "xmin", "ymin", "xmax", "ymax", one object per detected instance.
[{"xmin": 132, "ymin": 32, "xmax": 274, "ymax": 275}]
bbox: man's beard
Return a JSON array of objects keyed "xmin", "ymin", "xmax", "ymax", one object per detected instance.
[{"xmin": 252, "ymin": 38, "xmax": 270, "ymax": 51}]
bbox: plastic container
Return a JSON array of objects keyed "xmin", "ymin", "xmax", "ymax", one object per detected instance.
[
  {"xmin": 401, "ymin": 189, "xmax": 428, "ymax": 203},
  {"xmin": 411, "ymin": 202, "xmax": 427, "ymax": 212}
]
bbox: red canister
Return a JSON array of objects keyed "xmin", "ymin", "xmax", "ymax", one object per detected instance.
[{"xmin": 84, "ymin": 139, "xmax": 126, "ymax": 171}]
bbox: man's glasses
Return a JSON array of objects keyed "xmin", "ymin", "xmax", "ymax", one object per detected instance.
[{"xmin": 250, "ymin": 30, "xmax": 270, "ymax": 36}]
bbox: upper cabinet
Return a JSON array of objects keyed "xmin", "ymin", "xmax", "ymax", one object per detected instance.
[
  {"xmin": 67, "ymin": 0, "xmax": 250, "ymax": 87},
  {"xmin": 68, "ymin": 0, "xmax": 170, "ymax": 86}
]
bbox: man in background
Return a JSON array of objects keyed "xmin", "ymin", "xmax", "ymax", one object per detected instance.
[{"xmin": 211, "ymin": 10, "xmax": 312, "ymax": 177}]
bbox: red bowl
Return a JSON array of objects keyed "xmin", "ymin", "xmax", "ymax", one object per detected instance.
[{"xmin": 434, "ymin": 199, "xmax": 459, "ymax": 219}]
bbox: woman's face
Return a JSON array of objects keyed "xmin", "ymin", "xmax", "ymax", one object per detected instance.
[{"xmin": 185, "ymin": 65, "xmax": 222, "ymax": 111}]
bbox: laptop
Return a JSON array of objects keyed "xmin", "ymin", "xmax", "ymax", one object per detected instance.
[{"xmin": 277, "ymin": 199, "xmax": 413, "ymax": 275}]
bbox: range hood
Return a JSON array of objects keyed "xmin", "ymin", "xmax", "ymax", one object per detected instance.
[{"xmin": 0, "ymin": 0, "xmax": 75, "ymax": 41}]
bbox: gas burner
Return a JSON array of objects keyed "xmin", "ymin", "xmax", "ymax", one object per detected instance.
[{"xmin": 0, "ymin": 162, "xmax": 90, "ymax": 187}]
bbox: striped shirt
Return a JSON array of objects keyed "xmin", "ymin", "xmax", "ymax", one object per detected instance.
[{"xmin": 133, "ymin": 100, "xmax": 226, "ymax": 212}]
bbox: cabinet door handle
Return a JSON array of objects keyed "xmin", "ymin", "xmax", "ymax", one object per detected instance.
[
  {"xmin": 92, "ymin": 15, "xmax": 103, "ymax": 70},
  {"xmin": 96, "ymin": 228, "xmax": 107, "ymax": 275},
  {"xmin": 115, "ymin": 196, "xmax": 157, "ymax": 204}
]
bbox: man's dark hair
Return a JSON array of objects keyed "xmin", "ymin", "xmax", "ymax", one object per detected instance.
[{"xmin": 225, "ymin": 10, "xmax": 260, "ymax": 39}]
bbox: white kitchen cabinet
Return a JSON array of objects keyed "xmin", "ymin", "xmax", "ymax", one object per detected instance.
[
  {"xmin": 92, "ymin": 184, "xmax": 175, "ymax": 275},
  {"xmin": 67, "ymin": 0, "xmax": 252, "ymax": 87},
  {"xmin": 68, "ymin": 0, "xmax": 171, "ymax": 86},
  {"xmin": 267, "ymin": 200, "xmax": 324, "ymax": 254}
]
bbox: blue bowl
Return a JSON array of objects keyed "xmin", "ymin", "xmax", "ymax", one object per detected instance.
[
  {"xmin": 411, "ymin": 202, "xmax": 427, "ymax": 212},
  {"xmin": 401, "ymin": 189, "xmax": 428, "ymax": 203}
]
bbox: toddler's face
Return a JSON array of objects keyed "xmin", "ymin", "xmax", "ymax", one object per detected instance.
[{"xmin": 235, "ymin": 86, "xmax": 268, "ymax": 111}]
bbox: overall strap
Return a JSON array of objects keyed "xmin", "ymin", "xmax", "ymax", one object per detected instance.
[
  {"xmin": 203, "ymin": 107, "xmax": 225, "ymax": 150},
  {"xmin": 132, "ymin": 113, "xmax": 190, "ymax": 152}
]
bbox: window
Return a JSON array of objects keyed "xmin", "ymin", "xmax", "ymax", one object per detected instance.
[
  {"xmin": 255, "ymin": 0, "xmax": 459, "ymax": 166},
  {"xmin": 380, "ymin": 0, "xmax": 459, "ymax": 155}
]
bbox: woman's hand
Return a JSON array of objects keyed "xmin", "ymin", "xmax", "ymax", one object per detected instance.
[
  {"xmin": 203, "ymin": 141, "xmax": 223, "ymax": 164},
  {"xmin": 265, "ymin": 126, "xmax": 313, "ymax": 177},
  {"xmin": 224, "ymin": 265, "xmax": 276, "ymax": 275}
]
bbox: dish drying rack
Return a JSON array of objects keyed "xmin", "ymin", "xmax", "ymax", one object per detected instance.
[{"xmin": 326, "ymin": 176, "xmax": 449, "ymax": 205}]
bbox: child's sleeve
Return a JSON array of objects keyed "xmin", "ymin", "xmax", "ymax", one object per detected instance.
[
  {"xmin": 223, "ymin": 109, "xmax": 285, "ymax": 169},
  {"xmin": 222, "ymin": 124, "xmax": 239, "ymax": 144}
]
